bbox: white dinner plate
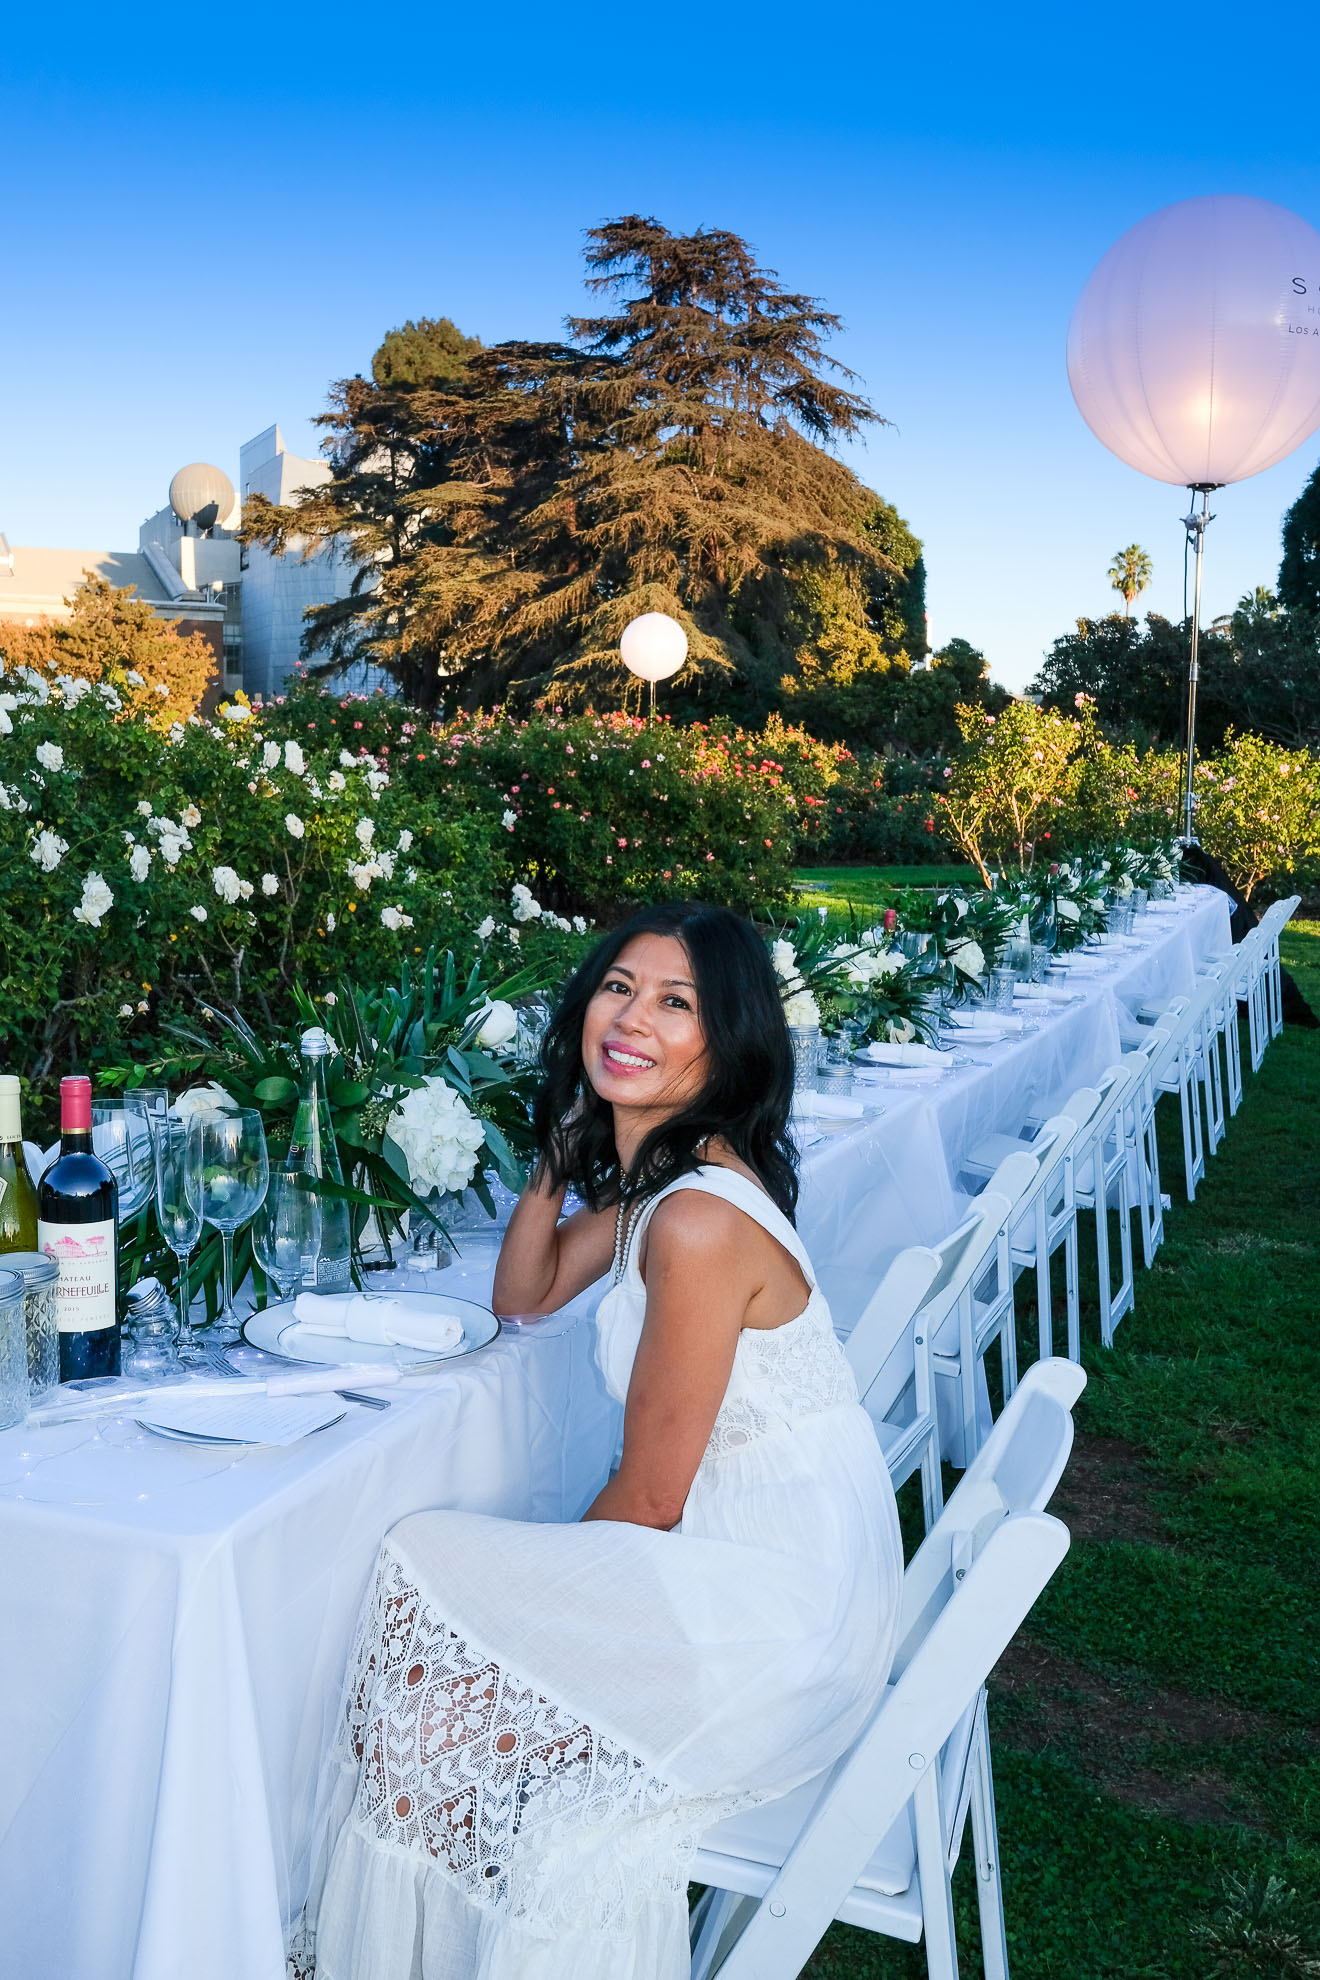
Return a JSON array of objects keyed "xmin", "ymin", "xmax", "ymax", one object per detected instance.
[
  {"xmin": 240, "ymin": 1294, "xmax": 501, "ymax": 1369},
  {"xmin": 134, "ymin": 1412, "xmax": 348, "ymax": 1449}
]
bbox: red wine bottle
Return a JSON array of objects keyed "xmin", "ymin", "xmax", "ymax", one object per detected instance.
[{"xmin": 38, "ymin": 1076, "xmax": 120, "ymax": 1381}]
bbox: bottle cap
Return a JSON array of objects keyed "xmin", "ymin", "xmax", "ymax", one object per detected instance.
[
  {"xmin": 60, "ymin": 1075, "xmax": 92, "ymax": 1134},
  {"xmin": 300, "ymin": 1027, "xmax": 331, "ymax": 1056}
]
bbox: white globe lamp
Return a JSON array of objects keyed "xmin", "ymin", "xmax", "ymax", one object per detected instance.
[
  {"xmin": 1067, "ymin": 194, "xmax": 1320, "ymax": 841},
  {"xmin": 620, "ymin": 611, "xmax": 688, "ymax": 717}
]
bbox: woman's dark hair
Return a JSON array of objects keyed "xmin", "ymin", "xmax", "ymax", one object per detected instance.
[{"xmin": 532, "ymin": 901, "xmax": 799, "ymax": 1220}]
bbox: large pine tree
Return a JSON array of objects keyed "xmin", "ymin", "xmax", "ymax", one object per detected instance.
[{"xmin": 244, "ymin": 223, "xmax": 925, "ymax": 713}]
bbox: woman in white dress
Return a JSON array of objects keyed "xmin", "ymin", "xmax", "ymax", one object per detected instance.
[{"xmin": 301, "ymin": 903, "xmax": 904, "ymax": 1980}]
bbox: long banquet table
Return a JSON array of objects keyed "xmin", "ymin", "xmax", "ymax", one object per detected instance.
[{"xmin": 0, "ymin": 885, "xmax": 1233, "ymax": 1980}]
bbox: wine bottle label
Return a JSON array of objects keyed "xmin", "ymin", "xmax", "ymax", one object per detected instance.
[{"xmin": 38, "ymin": 1218, "xmax": 118, "ymax": 1333}]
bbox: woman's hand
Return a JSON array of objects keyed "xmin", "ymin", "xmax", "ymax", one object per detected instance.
[
  {"xmin": 491, "ymin": 1162, "xmax": 615, "ymax": 1319},
  {"xmin": 582, "ymin": 1192, "xmax": 758, "ymax": 1530}
]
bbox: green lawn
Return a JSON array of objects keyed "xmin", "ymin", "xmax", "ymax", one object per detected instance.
[
  {"xmin": 804, "ymin": 919, "xmax": 1320, "ymax": 1979},
  {"xmin": 793, "ymin": 864, "xmax": 982, "ymax": 916}
]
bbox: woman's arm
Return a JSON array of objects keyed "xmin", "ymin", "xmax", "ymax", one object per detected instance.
[
  {"xmin": 583, "ymin": 1193, "xmax": 758, "ymax": 1530},
  {"xmin": 491, "ymin": 1163, "xmax": 616, "ymax": 1318}
]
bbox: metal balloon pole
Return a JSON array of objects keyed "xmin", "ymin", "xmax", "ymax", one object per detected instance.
[{"xmin": 1178, "ymin": 485, "xmax": 1218, "ymax": 847}]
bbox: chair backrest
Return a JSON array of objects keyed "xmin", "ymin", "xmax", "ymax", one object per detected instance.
[
  {"xmin": 1057, "ymin": 1083, "xmax": 1103, "ymax": 1135},
  {"xmin": 893, "ymin": 1358, "xmax": 1084, "ymax": 1675},
  {"xmin": 844, "ymin": 1245, "xmax": 942, "ymax": 1404}
]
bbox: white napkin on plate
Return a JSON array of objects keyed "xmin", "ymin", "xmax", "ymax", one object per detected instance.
[
  {"xmin": 862, "ymin": 1040, "xmax": 942, "ymax": 1066},
  {"xmin": 792, "ymin": 1089, "xmax": 865, "ymax": 1120},
  {"xmin": 949, "ymin": 1010, "xmax": 1024, "ymax": 1036},
  {"xmin": 1015, "ymin": 984, "xmax": 1075, "ymax": 1003},
  {"xmin": 293, "ymin": 1292, "xmax": 466, "ymax": 1354}
]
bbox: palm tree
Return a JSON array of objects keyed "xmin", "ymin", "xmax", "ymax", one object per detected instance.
[{"xmin": 1108, "ymin": 544, "xmax": 1153, "ymax": 617}]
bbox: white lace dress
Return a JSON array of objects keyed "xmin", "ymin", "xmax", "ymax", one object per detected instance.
[{"xmin": 298, "ymin": 1165, "xmax": 903, "ymax": 1980}]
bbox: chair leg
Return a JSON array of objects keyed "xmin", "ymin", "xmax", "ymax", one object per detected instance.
[
  {"xmin": 959, "ymin": 1289, "xmax": 980, "ymax": 1469},
  {"xmin": 919, "ymin": 1425, "xmax": 945, "ymax": 1531},
  {"xmin": 1145, "ymin": 1109, "xmax": 1164, "ymax": 1258},
  {"xmin": 1092, "ymin": 1173, "xmax": 1113, "ymax": 1347},
  {"xmin": 1035, "ymin": 1196, "xmax": 1052, "ymax": 1362},
  {"xmin": 1061, "ymin": 1213, "xmax": 1081, "ymax": 1363},
  {"xmin": 970, "ymin": 1707, "xmax": 1010, "ymax": 1980},
  {"xmin": 913, "ymin": 1764, "xmax": 960, "ymax": 1980},
  {"xmin": 689, "ymin": 1887, "xmax": 756, "ymax": 1980}
]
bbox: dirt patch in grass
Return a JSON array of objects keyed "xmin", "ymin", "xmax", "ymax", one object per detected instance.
[
  {"xmin": 995, "ymin": 1639, "xmax": 1317, "ymax": 1833},
  {"xmin": 1046, "ymin": 1433, "xmax": 1174, "ymax": 1547}
]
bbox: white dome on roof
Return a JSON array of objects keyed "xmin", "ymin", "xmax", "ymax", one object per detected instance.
[{"xmin": 169, "ymin": 462, "xmax": 236, "ymax": 531}]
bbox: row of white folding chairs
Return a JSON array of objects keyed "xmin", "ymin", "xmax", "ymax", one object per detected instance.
[{"xmin": 691, "ymin": 1359, "xmax": 1085, "ymax": 1980}]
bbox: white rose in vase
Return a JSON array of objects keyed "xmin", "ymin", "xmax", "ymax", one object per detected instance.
[{"xmin": 475, "ymin": 1000, "xmax": 518, "ymax": 1049}]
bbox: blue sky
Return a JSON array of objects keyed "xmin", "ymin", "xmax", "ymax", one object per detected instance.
[{"xmin": 2, "ymin": 1, "xmax": 1318, "ymax": 691}]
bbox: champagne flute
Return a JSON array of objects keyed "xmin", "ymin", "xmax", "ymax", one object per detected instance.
[
  {"xmin": 252, "ymin": 1169, "xmax": 322, "ymax": 1306},
  {"xmin": 152, "ymin": 1115, "xmax": 206, "ymax": 1361},
  {"xmin": 188, "ymin": 1111, "xmax": 270, "ymax": 1345}
]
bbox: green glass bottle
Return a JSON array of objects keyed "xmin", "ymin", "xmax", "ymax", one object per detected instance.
[{"xmin": 0, "ymin": 1076, "xmax": 40, "ymax": 1256}]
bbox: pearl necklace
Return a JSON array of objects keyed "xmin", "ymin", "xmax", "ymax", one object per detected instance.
[{"xmin": 612, "ymin": 1188, "xmax": 651, "ymax": 1285}]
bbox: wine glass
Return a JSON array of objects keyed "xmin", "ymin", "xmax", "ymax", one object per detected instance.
[
  {"xmin": 252, "ymin": 1169, "xmax": 322, "ymax": 1306},
  {"xmin": 188, "ymin": 1111, "xmax": 270, "ymax": 1346},
  {"xmin": 151, "ymin": 1116, "xmax": 207, "ymax": 1362},
  {"xmin": 91, "ymin": 1101, "xmax": 156, "ymax": 1220},
  {"xmin": 125, "ymin": 1087, "xmax": 169, "ymax": 1152}
]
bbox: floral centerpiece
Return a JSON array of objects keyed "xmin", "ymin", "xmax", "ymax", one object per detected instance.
[
  {"xmin": 767, "ymin": 914, "xmax": 941, "ymax": 1045},
  {"xmin": 109, "ymin": 945, "xmax": 554, "ymax": 1314}
]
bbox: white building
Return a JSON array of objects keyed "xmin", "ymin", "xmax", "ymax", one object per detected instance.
[{"xmin": 2, "ymin": 426, "xmax": 363, "ymax": 702}]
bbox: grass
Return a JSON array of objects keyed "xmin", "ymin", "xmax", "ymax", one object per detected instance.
[
  {"xmin": 798, "ymin": 913, "xmax": 1320, "ymax": 1979},
  {"xmin": 793, "ymin": 865, "xmax": 982, "ymax": 915}
]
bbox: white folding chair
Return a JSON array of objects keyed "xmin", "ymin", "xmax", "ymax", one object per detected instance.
[
  {"xmin": 1068, "ymin": 1060, "xmax": 1141, "ymax": 1348},
  {"xmin": 929, "ymin": 1147, "xmax": 1058, "ymax": 1467},
  {"xmin": 1119, "ymin": 1025, "xmax": 1168, "ymax": 1270},
  {"xmin": 1261, "ymin": 895, "xmax": 1300, "ymax": 1041},
  {"xmin": 845, "ymin": 1245, "xmax": 944, "ymax": 1531},
  {"xmin": 1146, "ymin": 985, "xmax": 1221, "ymax": 1199},
  {"xmin": 690, "ymin": 1359, "xmax": 1086, "ymax": 1980},
  {"xmin": 846, "ymin": 1184, "xmax": 1024, "ymax": 1528},
  {"xmin": 958, "ymin": 1090, "xmax": 1099, "ymax": 1365}
]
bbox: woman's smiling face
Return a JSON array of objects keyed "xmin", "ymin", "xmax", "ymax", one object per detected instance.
[{"xmin": 581, "ymin": 933, "xmax": 709, "ymax": 1117}]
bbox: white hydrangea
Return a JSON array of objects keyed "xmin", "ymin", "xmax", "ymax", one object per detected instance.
[
  {"xmin": 947, "ymin": 938, "xmax": 986, "ymax": 980},
  {"xmin": 284, "ymin": 740, "xmax": 305, "ymax": 775},
  {"xmin": 129, "ymin": 844, "xmax": 151, "ymax": 883},
  {"xmin": 285, "ymin": 813, "xmax": 305, "ymax": 839},
  {"xmin": 831, "ymin": 942, "xmax": 903, "ymax": 988},
  {"xmin": 30, "ymin": 829, "xmax": 69, "ymax": 872},
  {"xmin": 511, "ymin": 882, "xmax": 542, "ymax": 922},
  {"xmin": 380, "ymin": 904, "xmax": 415, "ymax": 931},
  {"xmin": 937, "ymin": 892, "xmax": 969, "ymax": 919},
  {"xmin": 212, "ymin": 866, "xmax": 242, "ymax": 905},
  {"xmin": 783, "ymin": 988, "xmax": 821, "ymax": 1028},
  {"xmin": 261, "ymin": 873, "xmax": 279, "ymax": 896},
  {"xmin": 73, "ymin": 872, "xmax": 113, "ymax": 927},
  {"xmin": 385, "ymin": 1077, "xmax": 486, "ymax": 1196},
  {"xmin": 1056, "ymin": 898, "xmax": 1082, "ymax": 923},
  {"xmin": 35, "ymin": 742, "xmax": 64, "ymax": 773}
]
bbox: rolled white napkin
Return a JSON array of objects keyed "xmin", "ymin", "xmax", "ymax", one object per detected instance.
[
  {"xmin": 1015, "ymin": 983, "xmax": 1075, "ymax": 1003},
  {"xmin": 793, "ymin": 1089, "xmax": 865, "ymax": 1120},
  {"xmin": 293, "ymin": 1291, "xmax": 466, "ymax": 1354},
  {"xmin": 863, "ymin": 1040, "xmax": 942, "ymax": 1066},
  {"xmin": 949, "ymin": 1010, "xmax": 1024, "ymax": 1035}
]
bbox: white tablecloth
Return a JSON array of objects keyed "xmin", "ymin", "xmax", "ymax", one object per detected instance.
[{"xmin": 0, "ymin": 886, "xmax": 1233, "ymax": 1980}]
